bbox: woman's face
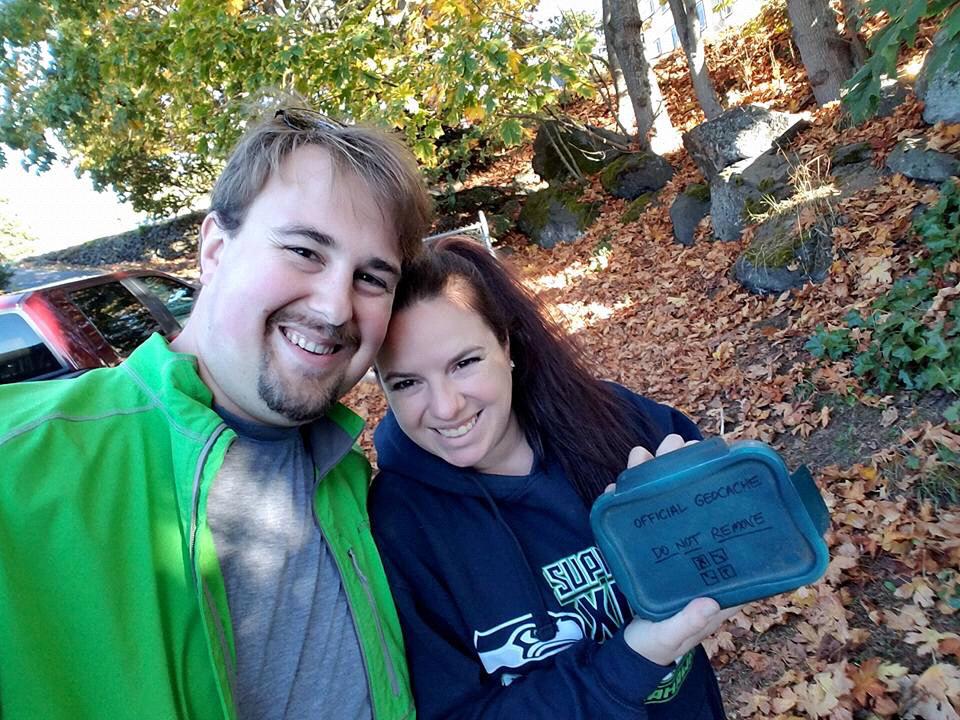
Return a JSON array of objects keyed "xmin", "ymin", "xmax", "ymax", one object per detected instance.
[{"xmin": 376, "ymin": 292, "xmax": 531, "ymax": 475}]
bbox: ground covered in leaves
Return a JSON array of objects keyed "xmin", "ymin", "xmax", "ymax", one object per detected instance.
[
  {"xmin": 346, "ymin": 10, "xmax": 960, "ymax": 719},
  {"xmin": 8, "ymin": 4, "xmax": 958, "ymax": 717}
]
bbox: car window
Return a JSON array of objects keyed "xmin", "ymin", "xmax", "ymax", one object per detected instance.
[
  {"xmin": 138, "ymin": 275, "xmax": 196, "ymax": 326},
  {"xmin": 0, "ymin": 312, "xmax": 65, "ymax": 384},
  {"xmin": 69, "ymin": 282, "xmax": 163, "ymax": 357}
]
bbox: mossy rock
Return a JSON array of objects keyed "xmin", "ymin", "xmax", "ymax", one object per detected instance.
[
  {"xmin": 742, "ymin": 195, "xmax": 775, "ymax": 220},
  {"xmin": 684, "ymin": 183, "xmax": 711, "ymax": 202},
  {"xmin": 485, "ymin": 212, "xmax": 515, "ymax": 238},
  {"xmin": 743, "ymin": 225, "xmax": 806, "ymax": 268},
  {"xmin": 532, "ymin": 121, "xmax": 630, "ymax": 183},
  {"xmin": 831, "ymin": 142, "xmax": 872, "ymax": 168},
  {"xmin": 757, "ymin": 177, "xmax": 777, "ymax": 194},
  {"xmin": 517, "ymin": 185, "xmax": 600, "ymax": 248},
  {"xmin": 622, "ymin": 193, "xmax": 656, "ymax": 224},
  {"xmin": 599, "ymin": 152, "xmax": 674, "ymax": 200}
]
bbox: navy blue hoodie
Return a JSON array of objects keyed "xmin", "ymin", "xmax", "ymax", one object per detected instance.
[{"xmin": 370, "ymin": 386, "xmax": 727, "ymax": 720}]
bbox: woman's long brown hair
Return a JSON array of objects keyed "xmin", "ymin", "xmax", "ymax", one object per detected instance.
[{"xmin": 391, "ymin": 237, "xmax": 659, "ymax": 505}]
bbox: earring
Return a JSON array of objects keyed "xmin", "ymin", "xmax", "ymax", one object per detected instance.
[{"xmin": 510, "ymin": 360, "xmax": 516, "ymax": 370}]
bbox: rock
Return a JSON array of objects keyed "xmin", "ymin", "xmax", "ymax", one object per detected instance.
[
  {"xmin": 446, "ymin": 185, "xmax": 519, "ymax": 214},
  {"xmin": 622, "ymin": 193, "xmax": 657, "ymax": 224},
  {"xmin": 532, "ymin": 121, "xmax": 631, "ymax": 184},
  {"xmin": 709, "ymin": 150, "xmax": 796, "ymax": 241},
  {"xmin": 669, "ymin": 186, "xmax": 711, "ymax": 246},
  {"xmin": 874, "ymin": 77, "xmax": 912, "ymax": 118},
  {"xmin": 431, "ymin": 186, "xmax": 523, "ymax": 237},
  {"xmin": 886, "ymin": 138, "xmax": 960, "ymax": 183},
  {"xmin": 734, "ymin": 204, "xmax": 833, "ymax": 294},
  {"xmin": 831, "ymin": 142, "xmax": 873, "ymax": 168},
  {"xmin": 682, "ymin": 105, "xmax": 809, "ymax": 180},
  {"xmin": 915, "ymin": 32, "xmax": 960, "ymax": 124},
  {"xmin": 599, "ymin": 152, "xmax": 674, "ymax": 200},
  {"xmin": 517, "ymin": 186, "xmax": 600, "ymax": 249},
  {"xmin": 838, "ymin": 77, "xmax": 913, "ymax": 129},
  {"xmin": 832, "ymin": 160, "xmax": 883, "ymax": 198}
]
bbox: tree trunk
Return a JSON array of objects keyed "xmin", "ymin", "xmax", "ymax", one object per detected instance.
[
  {"xmin": 607, "ymin": 0, "xmax": 678, "ymax": 150},
  {"xmin": 838, "ymin": 0, "xmax": 870, "ymax": 67},
  {"xmin": 786, "ymin": 0, "xmax": 856, "ymax": 105},
  {"xmin": 667, "ymin": 0, "xmax": 723, "ymax": 119},
  {"xmin": 601, "ymin": 0, "xmax": 637, "ymax": 134}
]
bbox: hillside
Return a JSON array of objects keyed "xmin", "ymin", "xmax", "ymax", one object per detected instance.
[{"xmin": 6, "ymin": 3, "xmax": 959, "ymax": 716}]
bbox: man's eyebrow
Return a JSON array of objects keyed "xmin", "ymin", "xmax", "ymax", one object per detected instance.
[
  {"xmin": 276, "ymin": 225, "xmax": 335, "ymax": 247},
  {"xmin": 368, "ymin": 257, "xmax": 401, "ymax": 278},
  {"xmin": 277, "ymin": 225, "xmax": 400, "ymax": 277}
]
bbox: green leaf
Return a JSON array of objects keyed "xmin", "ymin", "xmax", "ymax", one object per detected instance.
[{"xmin": 499, "ymin": 118, "xmax": 523, "ymax": 146}]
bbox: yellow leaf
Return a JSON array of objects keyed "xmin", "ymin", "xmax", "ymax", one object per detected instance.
[
  {"xmin": 226, "ymin": 0, "xmax": 244, "ymax": 15},
  {"xmin": 464, "ymin": 103, "xmax": 486, "ymax": 123}
]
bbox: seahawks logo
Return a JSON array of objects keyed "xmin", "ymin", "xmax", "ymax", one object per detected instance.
[{"xmin": 474, "ymin": 612, "xmax": 584, "ymax": 674}]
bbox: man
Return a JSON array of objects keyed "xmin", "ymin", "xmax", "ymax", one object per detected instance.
[{"xmin": 0, "ymin": 107, "xmax": 432, "ymax": 719}]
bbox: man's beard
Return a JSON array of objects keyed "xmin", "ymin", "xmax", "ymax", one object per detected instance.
[
  {"xmin": 257, "ymin": 364, "xmax": 345, "ymax": 423},
  {"xmin": 257, "ymin": 311, "xmax": 356, "ymax": 423}
]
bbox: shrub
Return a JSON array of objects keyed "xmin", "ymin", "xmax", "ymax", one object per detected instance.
[{"xmin": 805, "ymin": 179, "xmax": 960, "ymax": 392}]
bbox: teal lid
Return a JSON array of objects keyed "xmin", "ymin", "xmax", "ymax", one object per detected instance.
[{"xmin": 590, "ymin": 438, "xmax": 830, "ymax": 621}]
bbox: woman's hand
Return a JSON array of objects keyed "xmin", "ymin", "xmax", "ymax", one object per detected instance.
[{"xmin": 617, "ymin": 434, "xmax": 742, "ymax": 666}]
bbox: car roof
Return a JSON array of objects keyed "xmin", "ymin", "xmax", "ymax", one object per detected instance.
[{"xmin": 0, "ymin": 269, "xmax": 197, "ymax": 312}]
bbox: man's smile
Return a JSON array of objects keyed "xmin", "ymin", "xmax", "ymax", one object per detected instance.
[{"xmin": 281, "ymin": 327, "xmax": 341, "ymax": 356}]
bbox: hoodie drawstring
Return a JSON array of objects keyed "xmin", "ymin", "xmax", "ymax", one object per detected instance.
[{"xmin": 467, "ymin": 474, "xmax": 558, "ymax": 642}]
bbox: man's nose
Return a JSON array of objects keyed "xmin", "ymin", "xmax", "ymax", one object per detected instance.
[
  {"xmin": 307, "ymin": 270, "xmax": 354, "ymax": 327},
  {"xmin": 429, "ymin": 380, "xmax": 465, "ymax": 421}
]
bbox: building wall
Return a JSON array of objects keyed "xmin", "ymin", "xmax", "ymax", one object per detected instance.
[{"xmin": 642, "ymin": 0, "xmax": 765, "ymax": 59}]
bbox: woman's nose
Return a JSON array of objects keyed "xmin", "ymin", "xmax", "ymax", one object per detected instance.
[{"xmin": 429, "ymin": 380, "xmax": 465, "ymax": 420}]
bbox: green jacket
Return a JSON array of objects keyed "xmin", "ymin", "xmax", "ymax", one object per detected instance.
[{"xmin": 0, "ymin": 334, "xmax": 414, "ymax": 720}]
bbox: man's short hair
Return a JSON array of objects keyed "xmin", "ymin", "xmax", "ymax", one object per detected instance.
[{"xmin": 210, "ymin": 107, "xmax": 432, "ymax": 264}]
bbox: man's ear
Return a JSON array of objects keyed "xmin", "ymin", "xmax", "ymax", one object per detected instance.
[{"xmin": 198, "ymin": 212, "xmax": 229, "ymax": 286}]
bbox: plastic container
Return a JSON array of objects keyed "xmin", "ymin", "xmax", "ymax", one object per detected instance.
[{"xmin": 590, "ymin": 437, "xmax": 829, "ymax": 621}]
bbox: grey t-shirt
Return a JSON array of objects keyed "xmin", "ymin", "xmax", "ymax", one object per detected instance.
[{"xmin": 207, "ymin": 406, "xmax": 372, "ymax": 720}]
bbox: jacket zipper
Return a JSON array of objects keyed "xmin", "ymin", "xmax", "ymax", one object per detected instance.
[
  {"xmin": 189, "ymin": 423, "xmax": 238, "ymax": 711},
  {"xmin": 348, "ymin": 547, "xmax": 401, "ymax": 696},
  {"xmin": 312, "ymin": 501, "xmax": 402, "ymax": 719}
]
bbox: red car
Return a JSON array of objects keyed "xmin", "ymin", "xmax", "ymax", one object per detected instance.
[{"xmin": 0, "ymin": 270, "xmax": 197, "ymax": 384}]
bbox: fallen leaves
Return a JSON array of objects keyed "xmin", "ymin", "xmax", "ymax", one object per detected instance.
[{"xmin": 337, "ymin": 9, "xmax": 960, "ymax": 720}]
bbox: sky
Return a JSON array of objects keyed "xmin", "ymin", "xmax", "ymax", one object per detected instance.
[
  {"xmin": 0, "ymin": 0, "xmax": 598, "ymax": 255},
  {"xmin": 0, "ymin": 150, "xmax": 148, "ymax": 254}
]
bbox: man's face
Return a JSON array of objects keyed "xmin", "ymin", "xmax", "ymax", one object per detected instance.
[{"xmin": 178, "ymin": 145, "xmax": 400, "ymax": 426}]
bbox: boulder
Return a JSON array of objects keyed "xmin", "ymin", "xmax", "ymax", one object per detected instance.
[
  {"xmin": 734, "ymin": 204, "xmax": 833, "ymax": 294},
  {"xmin": 682, "ymin": 105, "xmax": 809, "ymax": 180},
  {"xmin": 839, "ymin": 77, "xmax": 912, "ymax": 129},
  {"xmin": 915, "ymin": 32, "xmax": 960, "ymax": 124},
  {"xmin": 622, "ymin": 193, "xmax": 657, "ymax": 224},
  {"xmin": 709, "ymin": 150, "xmax": 796, "ymax": 241},
  {"xmin": 445, "ymin": 185, "xmax": 519, "ymax": 214},
  {"xmin": 532, "ymin": 121, "xmax": 631, "ymax": 184},
  {"xmin": 430, "ymin": 186, "xmax": 523, "ymax": 238},
  {"xmin": 885, "ymin": 138, "xmax": 960, "ymax": 183},
  {"xmin": 669, "ymin": 184, "xmax": 711, "ymax": 246},
  {"xmin": 832, "ymin": 160, "xmax": 884, "ymax": 197},
  {"xmin": 831, "ymin": 142, "xmax": 873, "ymax": 168},
  {"xmin": 517, "ymin": 186, "xmax": 600, "ymax": 249},
  {"xmin": 599, "ymin": 152, "xmax": 674, "ymax": 200}
]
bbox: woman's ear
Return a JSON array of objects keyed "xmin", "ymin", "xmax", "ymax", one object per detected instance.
[{"xmin": 198, "ymin": 212, "xmax": 229, "ymax": 286}]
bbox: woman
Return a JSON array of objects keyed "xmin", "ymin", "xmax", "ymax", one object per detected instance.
[{"xmin": 370, "ymin": 238, "xmax": 734, "ymax": 719}]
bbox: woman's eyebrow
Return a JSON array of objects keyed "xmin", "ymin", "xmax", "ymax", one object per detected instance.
[{"xmin": 380, "ymin": 369, "xmax": 414, "ymax": 383}]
